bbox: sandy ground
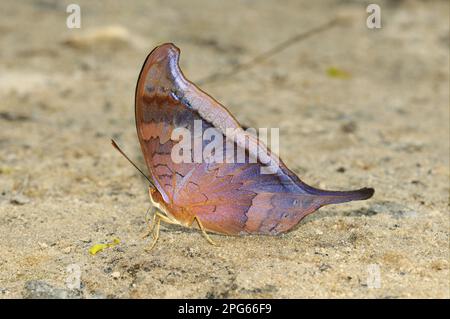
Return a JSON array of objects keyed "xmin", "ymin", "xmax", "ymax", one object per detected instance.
[{"xmin": 0, "ymin": 0, "xmax": 448, "ymax": 298}]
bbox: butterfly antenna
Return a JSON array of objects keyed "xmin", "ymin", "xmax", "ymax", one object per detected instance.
[{"xmin": 111, "ymin": 139, "xmax": 155, "ymax": 188}]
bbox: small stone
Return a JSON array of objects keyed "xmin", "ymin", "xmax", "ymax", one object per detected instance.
[
  {"xmin": 38, "ymin": 242, "xmax": 48, "ymax": 249},
  {"xmin": 10, "ymin": 194, "xmax": 30, "ymax": 205},
  {"xmin": 341, "ymin": 121, "xmax": 357, "ymax": 133},
  {"xmin": 336, "ymin": 167, "xmax": 346, "ymax": 173},
  {"xmin": 23, "ymin": 281, "xmax": 81, "ymax": 299},
  {"xmin": 319, "ymin": 264, "xmax": 331, "ymax": 272},
  {"xmin": 111, "ymin": 271, "xmax": 121, "ymax": 279},
  {"xmin": 62, "ymin": 247, "xmax": 72, "ymax": 254}
]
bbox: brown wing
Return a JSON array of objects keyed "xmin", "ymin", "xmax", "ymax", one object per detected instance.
[{"xmin": 135, "ymin": 43, "xmax": 374, "ymax": 235}]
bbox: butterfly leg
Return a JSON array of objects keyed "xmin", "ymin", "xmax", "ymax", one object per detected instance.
[
  {"xmin": 146, "ymin": 215, "xmax": 161, "ymax": 251},
  {"xmin": 193, "ymin": 216, "xmax": 217, "ymax": 246},
  {"xmin": 145, "ymin": 211, "xmax": 179, "ymax": 251},
  {"xmin": 141, "ymin": 206, "xmax": 156, "ymax": 239}
]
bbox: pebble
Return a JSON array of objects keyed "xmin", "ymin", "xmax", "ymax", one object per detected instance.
[
  {"xmin": 10, "ymin": 194, "xmax": 30, "ymax": 205},
  {"xmin": 23, "ymin": 281, "xmax": 81, "ymax": 299},
  {"xmin": 111, "ymin": 271, "xmax": 121, "ymax": 279}
]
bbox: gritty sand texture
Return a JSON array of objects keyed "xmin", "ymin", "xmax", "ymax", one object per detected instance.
[{"xmin": 0, "ymin": 0, "xmax": 448, "ymax": 298}]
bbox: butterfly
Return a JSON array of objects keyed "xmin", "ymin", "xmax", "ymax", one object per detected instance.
[{"xmin": 113, "ymin": 43, "xmax": 374, "ymax": 249}]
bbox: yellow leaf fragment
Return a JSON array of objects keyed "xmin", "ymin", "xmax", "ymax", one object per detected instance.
[
  {"xmin": 326, "ymin": 66, "xmax": 351, "ymax": 79},
  {"xmin": 89, "ymin": 238, "xmax": 121, "ymax": 255},
  {"xmin": 0, "ymin": 167, "xmax": 13, "ymax": 174}
]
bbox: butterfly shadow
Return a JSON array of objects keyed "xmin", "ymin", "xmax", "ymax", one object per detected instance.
[{"xmin": 296, "ymin": 205, "xmax": 377, "ymax": 226}]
